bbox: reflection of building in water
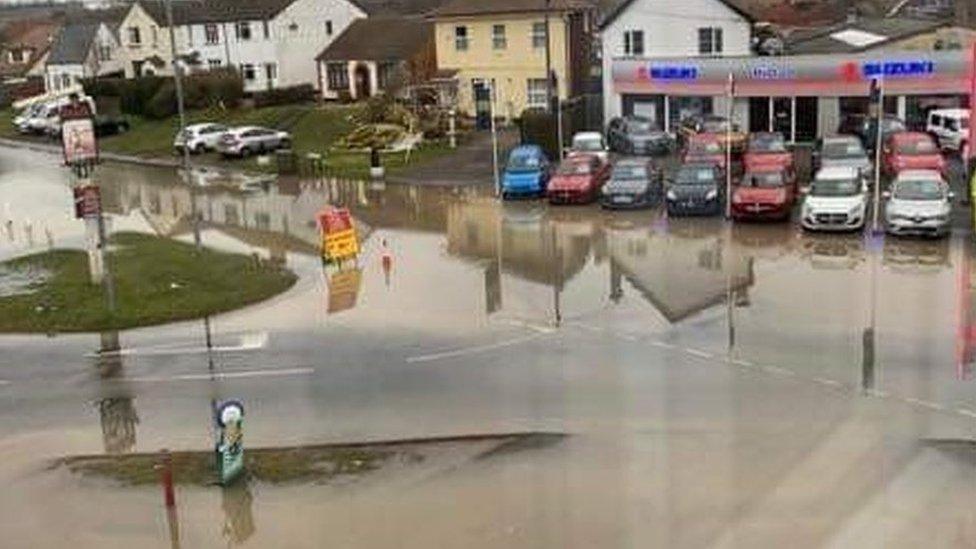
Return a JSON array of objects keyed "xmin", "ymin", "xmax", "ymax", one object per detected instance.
[
  {"xmin": 446, "ymin": 199, "xmax": 594, "ymax": 286},
  {"xmin": 221, "ymin": 482, "xmax": 256, "ymax": 546},
  {"xmin": 94, "ymin": 331, "xmax": 138, "ymax": 455},
  {"xmin": 606, "ymin": 225, "xmax": 753, "ymax": 323}
]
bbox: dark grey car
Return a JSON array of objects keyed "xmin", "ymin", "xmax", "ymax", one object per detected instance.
[
  {"xmin": 607, "ymin": 116, "xmax": 674, "ymax": 156},
  {"xmin": 665, "ymin": 163, "xmax": 724, "ymax": 217},
  {"xmin": 600, "ymin": 159, "xmax": 663, "ymax": 209}
]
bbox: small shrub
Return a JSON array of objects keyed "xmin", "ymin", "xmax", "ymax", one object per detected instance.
[{"xmin": 252, "ymin": 84, "xmax": 315, "ymax": 108}]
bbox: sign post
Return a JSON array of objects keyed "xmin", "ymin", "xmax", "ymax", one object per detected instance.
[
  {"xmin": 725, "ymin": 73, "xmax": 734, "ymax": 219},
  {"xmin": 871, "ymin": 76, "xmax": 884, "ymax": 235},
  {"xmin": 215, "ymin": 400, "xmax": 245, "ymax": 485}
]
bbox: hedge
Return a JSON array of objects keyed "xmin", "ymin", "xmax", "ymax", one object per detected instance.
[
  {"xmin": 251, "ymin": 84, "xmax": 315, "ymax": 108},
  {"xmin": 82, "ymin": 69, "xmax": 243, "ymax": 119}
]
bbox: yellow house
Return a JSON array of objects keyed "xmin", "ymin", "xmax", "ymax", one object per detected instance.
[
  {"xmin": 431, "ymin": 0, "xmax": 594, "ymax": 122},
  {"xmin": 117, "ymin": 1, "xmax": 176, "ymax": 78}
]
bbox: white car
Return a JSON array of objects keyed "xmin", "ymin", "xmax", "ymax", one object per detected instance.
[
  {"xmin": 884, "ymin": 170, "xmax": 952, "ymax": 237},
  {"xmin": 801, "ymin": 166, "xmax": 868, "ymax": 232},
  {"xmin": 13, "ymin": 103, "xmax": 43, "ymax": 133},
  {"xmin": 568, "ymin": 131, "xmax": 609, "ymax": 162},
  {"xmin": 926, "ymin": 107, "xmax": 968, "ymax": 153},
  {"xmin": 174, "ymin": 123, "xmax": 229, "ymax": 154},
  {"xmin": 216, "ymin": 126, "xmax": 292, "ymax": 158}
]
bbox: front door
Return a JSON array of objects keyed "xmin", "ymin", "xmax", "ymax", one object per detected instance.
[
  {"xmin": 473, "ymin": 80, "xmax": 491, "ymax": 130},
  {"xmin": 354, "ymin": 64, "xmax": 371, "ymax": 99}
]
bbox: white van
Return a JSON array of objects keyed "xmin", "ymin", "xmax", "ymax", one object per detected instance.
[{"xmin": 926, "ymin": 108, "xmax": 969, "ymax": 153}]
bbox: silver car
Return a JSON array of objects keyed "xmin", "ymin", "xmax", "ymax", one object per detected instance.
[
  {"xmin": 815, "ymin": 135, "xmax": 871, "ymax": 173},
  {"xmin": 884, "ymin": 170, "xmax": 952, "ymax": 237},
  {"xmin": 174, "ymin": 123, "xmax": 229, "ymax": 154},
  {"xmin": 217, "ymin": 126, "xmax": 292, "ymax": 158}
]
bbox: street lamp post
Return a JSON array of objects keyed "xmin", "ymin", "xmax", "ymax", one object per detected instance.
[
  {"xmin": 488, "ymin": 80, "xmax": 500, "ymax": 197},
  {"xmin": 544, "ymin": 0, "xmax": 552, "ymax": 114}
]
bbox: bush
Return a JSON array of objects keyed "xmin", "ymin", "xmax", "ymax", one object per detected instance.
[
  {"xmin": 517, "ymin": 108, "xmax": 558, "ymax": 159},
  {"xmin": 146, "ymin": 81, "xmax": 176, "ymax": 119},
  {"xmin": 82, "ymin": 70, "xmax": 243, "ymax": 118},
  {"xmin": 336, "ymin": 124, "xmax": 405, "ymax": 150},
  {"xmin": 252, "ymin": 84, "xmax": 315, "ymax": 108}
]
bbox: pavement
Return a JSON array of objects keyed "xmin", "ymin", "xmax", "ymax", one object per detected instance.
[{"xmin": 0, "ymin": 145, "xmax": 975, "ymax": 548}]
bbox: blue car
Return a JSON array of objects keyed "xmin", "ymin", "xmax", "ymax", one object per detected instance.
[{"xmin": 502, "ymin": 145, "xmax": 551, "ymax": 198}]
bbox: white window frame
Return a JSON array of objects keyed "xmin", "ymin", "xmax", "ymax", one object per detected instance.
[
  {"xmin": 204, "ymin": 23, "xmax": 220, "ymax": 45},
  {"xmin": 236, "ymin": 21, "xmax": 252, "ymax": 41},
  {"xmin": 527, "ymin": 78, "xmax": 547, "ymax": 109},
  {"xmin": 325, "ymin": 20, "xmax": 333, "ymax": 36},
  {"xmin": 492, "ymin": 24, "xmax": 506, "ymax": 50},
  {"xmin": 532, "ymin": 22, "xmax": 546, "ymax": 49},
  {"xmin": 623, "ymin": 30, "xmax": 644, "ymax": 56},
  {"xmin": 128, "ymin": 26, "xmax": 141, "ymax": 45},
  {"xmin": 240, "ymin": 63, "xmax": 256, "ymax": 81},
  {"xmin": 454, "ymin": 26, "xmax": 469, "ymax": 51},
  {"xmin": 698, "ymin": 27, "xmax": 723, "ymax": 55},
  {"xmin": 265, "ymin": 62, "xmax": 277, "ymax": 82}
]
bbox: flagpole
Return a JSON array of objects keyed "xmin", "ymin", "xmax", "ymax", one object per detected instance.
[{"xmin": 726, "ymin": 73, "xmax": 734, "ymax": 219}]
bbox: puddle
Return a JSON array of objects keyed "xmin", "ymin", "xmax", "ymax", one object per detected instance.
[{"xmin": 0, "ymin": 263, "xmax": 49, "ymax": 298}]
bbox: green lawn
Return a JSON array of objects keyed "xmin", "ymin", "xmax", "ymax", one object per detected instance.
[{"xmin": 0, "ymin": 232, "xmax": 297, "ymax": 333}]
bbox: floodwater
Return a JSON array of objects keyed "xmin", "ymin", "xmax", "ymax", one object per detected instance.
[{"xmin": 0, "ymin": 146, "xmax": 974, "ymax": 548}]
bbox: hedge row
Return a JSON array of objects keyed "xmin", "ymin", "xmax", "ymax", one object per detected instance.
[{"xmin": 82, "ymin": 69, "xmax": 244, "ymax": 119}]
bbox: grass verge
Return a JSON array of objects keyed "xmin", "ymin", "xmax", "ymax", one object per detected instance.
[{"xmin": 0, "ymin": 232, "xmax": 297, "ymax": 333}]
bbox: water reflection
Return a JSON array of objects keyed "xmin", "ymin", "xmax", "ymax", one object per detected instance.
[
  {"xmin": 94, "ymin": 331, "xmax": 138, "ymax": 455},
  {"xmin": 221, "ymin": 481, "xmax": 256, "ymax": 546}
]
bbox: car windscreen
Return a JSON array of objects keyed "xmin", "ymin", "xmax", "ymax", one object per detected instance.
[
  {"xmin": 674, "ymin": 167, "xmax": 716, "ymax": 185},
  {"xmin": 611, "ymin": 165, "xmax": 646, "ymax": 180},
  {"xmin": 740, "ymin": 172, "xmax": 784, "ymax": 188},
  {"xmin": 556, "ymin": 161, "xmax": 592, "ymax": 176},
  {"xmin": 749, "ymin": 134, "xmax": 786, "ymax": 152},
  {"xmin": 702, "ymin": 119, "xmax": 734, "ymax": 133},
  {"xmin": 893, "ymin": 179, "xmax": 944, "ymax": 200},
  {"xmin": 811, "ymin": 178, "xmax": 860, "ymax": 196},
  {"xmin": 573, "ymin": 137, "xmax": 604, "ymax": 151},
  {"xmin": 507, "ymin": 153, "xmax": 541, "ymax": 171},
  {"xmin": 822, "ymin": 141, "xmax": 864, "ymax": 158},
  {"xmin": 688, "ymin": 140, "xmax": 722, "ymax": 154},
  {"xmin": 895, "ymin": 138, "xmax": 938, "ymax": 155}
]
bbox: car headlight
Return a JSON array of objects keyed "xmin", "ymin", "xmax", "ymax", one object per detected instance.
[
  {"xmin": 849, "ymin": 204, "xmax": 863, "ymax": 216},
  {"xmin": 666, "ymin": 189, "xmax": 677, "ymax": 200},
  {"xmin": 705, "ymin": 189, "xmax": 718, "ymax": 201}
]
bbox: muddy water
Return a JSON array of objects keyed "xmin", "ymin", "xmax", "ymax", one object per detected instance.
[{"xmin": 0, "ymin": 146, "xmax": 974, "ymax": 547}]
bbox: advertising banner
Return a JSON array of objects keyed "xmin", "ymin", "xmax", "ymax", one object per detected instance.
[{"xmin": 62, "ymin": 117, "xmax": 98, "ymax": 166}]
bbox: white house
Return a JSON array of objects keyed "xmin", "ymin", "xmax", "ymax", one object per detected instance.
[
  {"xmin": 130, "ymin": 0, "xmax": 370, "ymax": 92},
  {"xmin": 598, "ymin": 0, "xmax": 754, "ymax": 130},
  {"xmin": 44, "ymin": 22, "xmax": 124, "ymax": 92}
]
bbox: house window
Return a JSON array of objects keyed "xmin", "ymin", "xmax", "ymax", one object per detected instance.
[
  {"xmin": 152, "ymin": 26, "xmax": 158, "ymax": 46},
  {"xmin": 527, "ymin": 78, "xmax": 547, "ymax": 109},
  {"xmin": 326, "ymin": 62, "xmax": 348, "ymax": 90},
  {"xmin": 240, "ymin": 63, "xmax": 256, "ymax": 81},
  {"xmin": 265, "ymin": 62, "xmax": 277, "ymax": 81},
  {"xmin": 532, "ymin": 22, "xmax": 546, "ymax": 49},
  {"xmin": 97, "ymin": 43, "xmax": 112, "ymax": 61},
  {"xmin": 454, "ymin": 26, "xmax": 468, "ymax": 51},
  {"xmin": 60, "ymin": 74, "xmax": 72, "ymax": 88},
  {"xmin": 254, "ymin": 212, "xmax": 271, "ymax": 230},
  {"xmin": 698, "ymin": 27, "xmax": 723, "ymax": 55},
  {"xmin": 492, "ymin": 24, "xmax": 506, "ymax": 49},
  {"xmin": 205, "ymin": 24, "xmax": 220, "ymax": 44},
  {"xmin": 325, "ymin": 20, "xmax": 333, "ymax": 35},
  {"xmin": 623, "ymin": 30, "xmax": 644, "ymax": 56},
  {"xmin": 263, "ymin": 20, "xmax": 270, "ymax": 39},
  {"xmin": 378, "ymin": 61, "xmax": 397, "ymax": 88},
  {"xmin": 8, "ymin": 49, "xmax": 27, "ymax": 63},
  {"xmin": 208, "ymin": 59, "xmax": 222, "ymax": 69},
  {"xmin": 236, "ymin": 22, "xmax": 252, "ymax": 41},
  {"xmin": 128, "ymin": 26, "xmax": 141, "ymax": 45}
]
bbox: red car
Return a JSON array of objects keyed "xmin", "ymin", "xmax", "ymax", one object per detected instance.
[
  {"xmin": 547, "ymin": 154, "xmax": 610, "ymax": 204},
  {"xmin": 683, "ymin": 133, "xmax": 728, "ymax": 170},
  {"xmin": 882, "ymin": 132, "xmax": 946, "ymax": 177},
  {"xmin": 743, "ymin": 132, "xmax": 794, "ymax": 174},
  {"xmin": 731, "ymin": 167, "xmax": 795, "ymax": 221}
]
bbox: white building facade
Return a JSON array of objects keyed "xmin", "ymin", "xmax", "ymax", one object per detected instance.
[
  {"xmin": 599, "ymin": 0, "xmax": 753, "ymax": 130},
  {"xmin": 45, "ymin": 22, "xmax": 125, "ymax": 92}
]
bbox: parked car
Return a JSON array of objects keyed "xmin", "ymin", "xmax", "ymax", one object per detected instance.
[
  {"xmin": 683, "ymin": 133, "xmax": 727, "ymax": 170},
  {"xmin": 174, "ymin": 123, "xmax": 230, "ymax": 154},
  {"xmin": 665, "ymin": 163, "xmax": 724, "ymax": 216},
  {"xmin": 600, "ymin": 158, "xmax": 663, "ymax": 209},
  {"xmin": 882, "ymin": 132, "xmax": 945, "ymax": 177},
  {"xmin": 884, "ymin": 169, "xmax": 952, "ymax": 237},
  {"xmin": 678, "ymin": 114, "xmax": 746, "ymax": 152},
  {"xmin": 568, "ymin": 131, "xmax": 609, "ymax": 163},
  {"xmin": 731, "ymin": 167, "xmax": 794, "ymax": 221},
  {"xmin": 926, "ymin": 108, "xmax": 968, "ymax": 153},
  {"xmin": 814, "ymin": 135, "xmax": 871, "ymax": 173},
  {"xmin": 501, "ymin": 144, "xmax": 551, "ymax": 198},
  {"xmin": 547, "ymin": 154, "xmax": 609, "ymax": 205},
  {"xmin": 743, "ymin": 132, "xmax": 793, "ymax": 173},
  {"xmin": 217, "ymin": 126, "xmax": 292, "ymax": 158},
  {"xmin": 858, "ymin": 115, "xmax": 906, "ymax": 151},
  {"xmin": 606, "ymin": 116, "xmax": 673, "ymax": 156},
  {"xmin": 800, "ymin": 166, "xmax": 868, "ymax": 232},
  {"xmin": 13, "ymin": 103, "xmax": 43, "ymax": 134}
]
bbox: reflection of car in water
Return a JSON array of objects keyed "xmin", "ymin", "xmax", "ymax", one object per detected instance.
[
  {"xmin": 799, "ymin": 233, "xmax": 866, "ymax": 270},
  {"xmin": 882, "ymin": 236, "xmax": 951, "ymax": 273},
  {"xmin": 730, "ymin": 223, "xmax": 796, "ymax": 259}
]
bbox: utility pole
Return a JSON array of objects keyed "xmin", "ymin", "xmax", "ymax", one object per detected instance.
[
  {"xmin": 871, "ymin": 76, "xmax": 884, "ymax": 234},
  {"xmin": 725, "ymin": 73, "xmax": 734, "ymax": 219},
  {"xmin": 165, "ymin": 0, "xmax": 202, "ymax": 250},
  {"xmin": 488, "ymin": 79, "xmax": 500, "ymax": 197},
  {"xmin": 544, "ymin": 0, "xmax": 552, "ymax": 113}
]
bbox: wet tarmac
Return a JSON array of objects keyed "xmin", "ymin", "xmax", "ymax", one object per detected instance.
[{"xmin": 0, "ymin": 146, "xmax": 975, "ymax": 548}]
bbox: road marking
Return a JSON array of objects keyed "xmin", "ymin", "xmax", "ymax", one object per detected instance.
[
  {"xmin": 649, "ymin": 341, "xmax": 675, "ymax": 349},
  {"xmin": 407, "ymin": 334, "xmax": 543, "ymax": 364},
  {"xmin": 500, "ymin": 319, "xmax": 555, "ymax": 334},
  {"xmin": 956, "ymin": 408, "xmax": 976, "ymax": 419},
  {"xmin": 618, "ymin": 334, "xmax": 638, "ymax": 342},
  {"xmin": 812, "ymin": 376, "xmax": 842, "ymax": 387},
  {"xmin": 571, "ymin": 323, "xmax": 605, "ymax": 334},
  {"xmin": 86, "ymin": 332, "xmax": 269, "ymax": 358},
  {"xmin": 0, "ymin": 380, "xmax": 10, "ymax": 386},
  {"xmin": 126, "ymin": 367, "xmax": 313, "ymax": 383},
  {"xmin": 902, "ymin": 397, "xmax": 945, "ymax": 412},
  {"xmin": 684, "ymin": 348, "xmax": 714, "ymax": 359},
  {"xmin": 731, "ymin": 358, "xmax": 755, "ymax": 368}
]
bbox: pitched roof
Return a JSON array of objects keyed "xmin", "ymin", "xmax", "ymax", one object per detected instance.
[
  {"xmin": 349, "ymin": 0, "xmax": 452, "ymax": 16},
  {"xmin": 432, "ymin": 0, "xmax": 593, "ymax": 18},
  {"xmin": 137, "ymin": 0, "xmax": 300, "ymax": 26},
  {"xmin": 47, "ymin": 22, "xmax": 100, "ymax": 65},
  {"xmin": 316, "ymin": 17, "xmax": 432, "ymax": 61},
  {"xmin": 0, "ymin": 19, "xmax": 58, "ymax": 77},
  {"xmin": 598, "ymin": 0, "xmax": 756, "ymax": 29},
  {"xmin": 786, "ymin": 16, "xmax": 949, "ymax": 53}
]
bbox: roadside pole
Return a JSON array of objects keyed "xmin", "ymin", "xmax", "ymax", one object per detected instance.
[
  {"xmin": 489, "ymin": 80, "xmax": 500, "ymax": 197},
  {"xmin": 544, "ymin": 0, "xmax": 552, "ymax": 115},
  {"xmin": 725, "ymin": 73, "xmax": 734, "ymax": 219},
  {"xmin": 165, "ymin": 0, "xmax": 202, "ymax": 251},
  {"xmin": 872, "ymin": 76, "xmax": 884, "ymax": 234},
  {"xmin": 555, "ymin": 84, "xmax": 564, "ymax": 160}
]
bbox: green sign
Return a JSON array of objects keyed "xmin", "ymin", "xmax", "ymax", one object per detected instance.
[{"xmin": 216, "ymin": 401, "xmax": 245, "ymax": 485}]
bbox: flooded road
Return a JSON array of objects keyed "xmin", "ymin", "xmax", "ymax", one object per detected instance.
[{"xmin": 0, "ymin": 146, "xmax": 974, "ymax": 548}]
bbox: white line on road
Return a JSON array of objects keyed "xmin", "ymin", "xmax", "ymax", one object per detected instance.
[
  {"xmin": 570, "ymin": 322, "xmax": 605, "ymax": 334},
  {"xmin": 956, "ymin": 408, "xmax": 976, "ymax": 419},
  {"xmin": 649, "ymin": 341, "xmax": 675, "ymax": 349},
  {"xmin": 731, "ymin": 358, "xmax": 755, "ymax": 368},
  {"xmin": 86, "ymin": 332, "xmax": 268, "ymax": 358},
  {"xmin": 811, "ymin": 376, "xmax": 842, "ymax": 387},
  {"xmin": 684, "ymin": 348, "xmax": 714, "ymax": 359},
  {"xmin": 499, "ymin": 319, "xmax": 555, "ymax": 334},
  {"xmin": 902, "ymin": 397, "xmax": 946, "ymax": 412},
  {"xmin": 0, "ymin": 380, "xmax": 10, "ymax": 386},
  {"xmin": 125, "ymin": 367, "xmax": 313, "ymax": 384},
  {"xmin": 407, "ymin": 334, "xmax": 543, "ymax": 364}
]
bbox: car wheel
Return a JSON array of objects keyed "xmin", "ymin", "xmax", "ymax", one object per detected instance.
[
  {"xmin": 193, "ymin": 143, "xmax": 205, "ymax": 155},
  {"xmin": 240, "ymin": 147, "xmax": 251, "ymax": 158}
]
